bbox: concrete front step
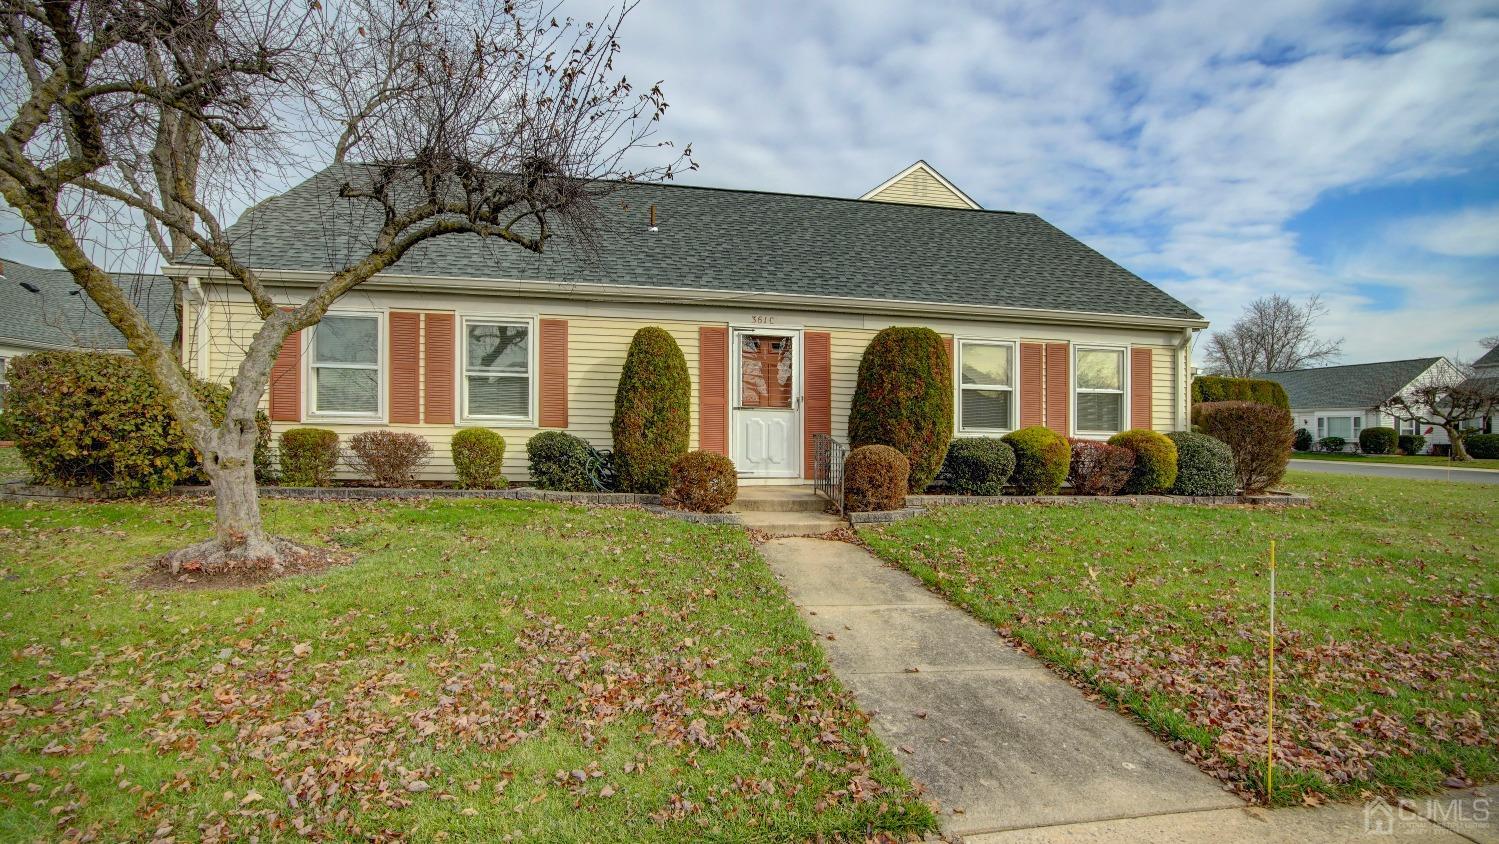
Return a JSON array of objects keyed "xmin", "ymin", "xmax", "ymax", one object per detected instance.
[
  {"xmin": 729, "ymin": 485, "xmax": 829, "ymax": 513},
  {"xmin": 734, "ymin": 509, "xmax": 846, "ymax": 536}
]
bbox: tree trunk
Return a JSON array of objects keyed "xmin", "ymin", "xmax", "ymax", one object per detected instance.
[
  {"xmin": 1446, "ymin": 427, "xmax": 1471, "ymax": 461},
  {"xmin": 166, "ymin": 415, "xmax": 283, "ymax": 573}
]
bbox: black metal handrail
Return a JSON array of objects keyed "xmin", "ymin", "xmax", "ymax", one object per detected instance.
[{"xmin": 812, "ymin": 433, "xmax": 848, "ymax": 514}]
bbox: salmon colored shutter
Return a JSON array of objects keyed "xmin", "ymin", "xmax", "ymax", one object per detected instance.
[
  {"xmin": 942, "ymin": 336, "xmax": 954, "ymax": 371},
  {"xmin": 389, "ymin": 312, "xmax": 421, "ymax": 424},
  {"xmin": 538, "ymin": 319, "xmax": 568, "ymax": 428},
  {"xmin": 269, "ymin": 313, "xmax": 301, "ymax": 422},
  {"xmin": 698, "ymin": 327, "xmax": 729, "ymax": 455},
  {"xmin": 803, "ymin": 331, "xmax": 832, "ymax": 479},
  {"xmin": 423, "ymin": 313, "xmax": 455, "ymax": 424},
  {"xmin": 1045, "ymin": 342, "xmax": 1070, "ymax": 436},
  {"xmin": 1019, "ymin": 342, "xmax": 1044, "ymax": 428},
  {"xmin": 1130, "ymin": 347, "xmax": 1153, "ymax": 431}
]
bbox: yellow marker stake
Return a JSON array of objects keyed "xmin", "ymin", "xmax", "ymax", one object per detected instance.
[{"xmin": 1267, "ymin": 539, "xmax": 1276, "ymax": 802}]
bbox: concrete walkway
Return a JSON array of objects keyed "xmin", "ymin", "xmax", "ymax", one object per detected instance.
[
  {"xmin": 758, "ymin": 537, "xmax": 1494, "ymax": 842},
  {"xmin": 1290, "ymin": 458, "xmax": 1499, "ymax": 484}
]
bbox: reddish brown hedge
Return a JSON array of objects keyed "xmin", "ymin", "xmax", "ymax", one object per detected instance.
[
  {"xmin": 1195, "ymin": 401, "xmax": 1293, "ymax": 493},
  {"xmin": 848, "ymin": 327, "xmax": 953, "ymax": 493},
  {"xmin": 663, "ymin": 450, "xmax": 738, "ymax": 513},
  {"xmin": 844, "ymin": 445, "xmax": 909, "ymax": 512},
  {"xmin": 1067, "ymin": 439, "xmax": 1135, "ymax": 496},
  {"xmin": 347, "ymin": 430, "xmax": 431, "ymax": 487}
]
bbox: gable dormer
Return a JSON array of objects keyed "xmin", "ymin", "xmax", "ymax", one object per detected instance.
[{"xmin": 861, "ymin": 160, "xmax": 981, "ymax": 210}]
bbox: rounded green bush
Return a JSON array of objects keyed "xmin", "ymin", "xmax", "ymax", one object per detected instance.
[
  {"xmin": 941, "ymin": 437, "xmax": 1015, "ymax": 496},
  {"xmin": 279, "ymin": 428, "xmax": 340, "ymax": 487},
  {"xmin": 1293, "ymin": 428, "xmax": 1313, "ymax": 452},
  {"xmin": 1399, "ymin": 433, "xmax": 1426, "ymax": 456},
  {"xmin": 848, "ymin": 326, "xmax": 953, "ymax": 493},
  {"xmin": 6, "ymin": 350, "xmax": 270, "ymax": 494},
  {"xmin": 452, "ymin": 428, "xmax": 507, "ymax": 489},
  {"xmin": 1107, "ymin": 429, "xmax": 1178, "ymax": 494},
  {"xmin": 527, "ymin": 430, "xmax": 595, "ymax": 491},
  {"xmin": 1358, "ymin": 426, "xmax": 1398, "ymax": 455},
  {"xmin": 664, "ymin": 450, "xmax": 738, "ymax": 513},
  {"xmin": 1318, "ymin": 436, "xmax": 1346, "ymax": 453},
  {"xmin": 1190, "ymin": 375, "xmax": 1290, "ymax": 410},
  {"xmin": 1000, "ymin": 426, "xmax": 1070, "ymax": 495},
  {"xmin": 844, "ymin": 444, "xmax": 909, "ymax": 512},
  {"xmin": 611, "ymin": 327, "xmax": 691, "ymax": 493},
  {"xmin": 1467, "ymin": 433, "xmax": 1499, "ymax": 459},
  {"xmin": 1166, "ymin": 431, "xmax": 1235, "ymax": 496}
]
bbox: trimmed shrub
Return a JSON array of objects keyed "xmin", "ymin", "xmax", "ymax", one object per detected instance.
[
  {"xmin": 1359, "ymin": 426, "xmax": 1398, "ymax": 456},
  {"xmin": 0, "ymin": 414, "xmax": 12, "ymax": 442},
  {"xmin": 280, "ymin": 428, "xmax": 340, "ymax": 486},
  {"xmin": 1293, "ymin": 428, "xmax": 1313, "ymax": 452},
  {"xmin": 1399, "ymin": 433, "xmax": 1427, "ymax": 456},
  {"xmin": 1467, "ymin": 433, "xmax": 1499, "ymax": 459},
  {"xmin": 1066, "ymin": 440, "xmax": 1135, "ymax": 496},
  {"xmin": 1107, "ymin": 429, "xmax": 1178, "ymax": 494},
  {"xmin": 663, "ymin": 450, "xmax": 738, "ymax": 513},
  {"xmin": 347, "ymin": 431, "xmax": 431, "ymax": 486},
  {"xmin": 848, "ymin": 327, "xmax": 954, "ymax": 493},
  {"xmin": 1317, "ymin": 436, "xmax": 1346, "ymax": 453},
  {"xmin": 1195, "ymin": 401, "xmax": 1293, "ymax": 493},
  {"xmin": 1166, "ymin": 431, "xmax": 1236, "ymax": 496},
  {"xmin": 1191, "ymin": 375, "xmax": 1290, "ymax": 410},
  {"xmin": 6, "ymin": 350, "xmax": 271, "ymax": 494},
  {"xmin": 844, "ymin": 445, "xmax": 909, "ymax": 512},
  {"xmin": 940, "ymin": 438, "xmax": 1016, "ymax": 496},
  {"xmin": 1001, "ymin": 426, "xmax": 1071, "ymax": 495},
  {"xmin": 452, "ymin": 429, "xmax": 507, "ymax": 489},
  {"xmin": 527, "ymin": 430, "xmax": 594, "ymax": 491},
  {"xmin": 611, "ymin": 327, "xmax": 691, "ymax": 493}
]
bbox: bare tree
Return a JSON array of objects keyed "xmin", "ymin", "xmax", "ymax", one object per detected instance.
[
  {"xmin": 0, "ymin": 0, "xmax": 689, "ymax": 572},
  {"xmin": 1379, "ymin": 360, "xmax": 1499, "ymax": 461},
  {"xmin": 1203, "ymin": 294, "xmax": 1343, "ymax": 377}
]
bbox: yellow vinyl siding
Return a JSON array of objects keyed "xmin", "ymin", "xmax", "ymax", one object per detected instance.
[
  {"xmin": 865, "ymin": 168, "xmax": 973, "ymax": 209},
  {"xmin": 827, "ymin": 328, "xmax": 877, "ymax": 441},
  {"xmin": 1150, "ymin": 345, "xmax": 1176, "ymax": 431}
]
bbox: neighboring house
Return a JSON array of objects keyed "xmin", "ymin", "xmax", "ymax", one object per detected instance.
[
  {"xmin": 1464, "ymin": 345, "xmax": 1499, "ymax": 435},
  {"xmin": 0, "ymin": 259, "xmax": 176, "ymax": 408},
  {"xmin": 1258, "ymin": 357, "xmax": 1461, "ymax": 452},
  {"xmin": 170, "ymin": 161, "xmax": 1207, "ymax": 483}
]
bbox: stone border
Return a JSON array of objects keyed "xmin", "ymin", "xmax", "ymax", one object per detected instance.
[
  {"xmin": 642, "ymin": 505, "xmax": 743, "ymax": 526},
  {"xmin": 0, "ymin": 480, "xmax": 660, "ymax": 507},
  {"xmin": 848, "ymin": 490, "xmax": 1309, "ymax": 524}
]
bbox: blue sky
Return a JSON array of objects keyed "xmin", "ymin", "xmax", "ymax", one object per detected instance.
[{"xmin": 4, "ymin": 0, "xmax": 1497, "ymax": 364}]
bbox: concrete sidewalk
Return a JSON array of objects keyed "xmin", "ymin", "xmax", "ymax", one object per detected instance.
[{"xmin": 757, "ymin": 537, "xmax": 1492, "ymax": 842}]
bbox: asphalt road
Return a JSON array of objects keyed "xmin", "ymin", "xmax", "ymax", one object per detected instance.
[{"xmin": 1290, "ymin": 459, "xmax": 1499, "ymax": 485}]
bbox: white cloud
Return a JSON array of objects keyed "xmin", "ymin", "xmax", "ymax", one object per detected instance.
[{"xmin": 1398, "ymin": 205, "xmax": 1499, "ymax": 257}]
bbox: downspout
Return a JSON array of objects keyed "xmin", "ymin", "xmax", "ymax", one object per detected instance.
[
  {"xmin": 187, "ymin": 277, "xmax": 209, "ymax": 379},
  {"xmin": 1177, "ymin": 328, "xmax": 1196, "ymax": 430}
]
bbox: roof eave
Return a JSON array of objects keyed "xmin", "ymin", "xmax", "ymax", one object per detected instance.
[{"xmin": 164, "ymin": 264, "xmax": 1209, "ymax": 330}]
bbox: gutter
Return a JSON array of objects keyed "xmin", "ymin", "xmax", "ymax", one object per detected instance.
[{"xmin": 161, "ymin": 265, "xmax": 1211, "ymax": 331}]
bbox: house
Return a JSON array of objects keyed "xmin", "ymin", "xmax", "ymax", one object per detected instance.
[
  {"xmin": 1463, "ymin": 345, "xmax": 1498, "ymax": 435},
  {"xmin": 1258, "ymin": 357, "xmax": 1460, "ymax": 452},
  {"xmin": 0, "ymin": 259, "xmax": 175, "ymax": 408},
  {"xmin": 168, "ymin": 162, "xmax": 1207, "ymax": 483}
]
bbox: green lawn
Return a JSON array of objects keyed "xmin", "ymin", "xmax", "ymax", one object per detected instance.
[
  {"xmin": 1291, "ymin": 451, "xmax": 1499, "ymax": 470},
  {"xmin": 0, "ymin": 498, "xmax": 933, "ymax": 842},
  {"xmin": 861, "ymin": 471, "xmax": 1498, "ymax": 805}
]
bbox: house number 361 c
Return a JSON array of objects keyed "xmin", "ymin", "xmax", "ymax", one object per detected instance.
[{"xmin": 751, "ymin": 315, "xmax": 775, "ymax": 324}]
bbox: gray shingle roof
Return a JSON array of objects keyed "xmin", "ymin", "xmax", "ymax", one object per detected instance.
[
  {"xmin": 0, "ymin": 259, "xmax": 175, "ymax": 351},
  {"xmin": 180, "ymin": 163, "xmax": 1203, "ymax": 323},
  {"xmin": 1475, "ymin": 345, "xmax": 1499, "ymax": 370},
  {"xmin": 1257, "ymin": 358, "xmax": 1443, "ymax": 409}
]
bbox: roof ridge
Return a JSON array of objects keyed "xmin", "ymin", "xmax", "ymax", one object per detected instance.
[{"xmin": 1260, "ymin": 356, "xmax": 1441, "ymax": 375}]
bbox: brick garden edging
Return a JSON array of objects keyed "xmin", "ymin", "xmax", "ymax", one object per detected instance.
[{"xmin": 848, "ymin": 490, "xmax": 1310, "ymax": 524}]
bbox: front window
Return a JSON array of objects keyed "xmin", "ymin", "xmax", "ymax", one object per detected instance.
[
  {"xmin": 463, "ymin": 319, "xmax": 531, "ymax": 420},
  {"xmin": 311, "ymin": 315, "xmax": 380, "ymax": 416},
  {"xmin": 1075, "ymin": 347, "xmax": 1125, "ymax": 434},
  {"xmin": 1317, "ymin": 415, "xmax": 1360, "ymax": 440},
  {"xmin": 958, "ymin": 340, "xmax": 1015, "ymax": 431}
]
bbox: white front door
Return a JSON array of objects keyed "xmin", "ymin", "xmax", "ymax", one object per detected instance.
[{"xmin": 730, "ymin": 329, "xmax": 801, "ymax": 478}]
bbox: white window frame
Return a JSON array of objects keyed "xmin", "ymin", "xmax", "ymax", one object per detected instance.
[
  {"xmin": 1316, "ymin": 413, "xmax": 1361, "ymax": 442},
  {"xmin": 1072, "ymin": 345, "xmax": 1128, "ymax": 438},
  {"xmin": 306, "ymin": 310, "xmax": 385, "ymax": 422},
  {"xmin": 956, "ymin": 338, "xmax": 1018, "ymax": 434},
  {"xmin": 458, "ymin": 315, "xmax": 537, "ymax": 426}
]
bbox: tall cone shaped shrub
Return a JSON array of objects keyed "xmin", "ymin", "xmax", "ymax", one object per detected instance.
[
  {"xmin": 848, "ymin": 326, "xmax": 954, "ymax": 492},
  {"xmin": 611, "ymin": 326, "xmax": 692, "ymax": 493}
]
